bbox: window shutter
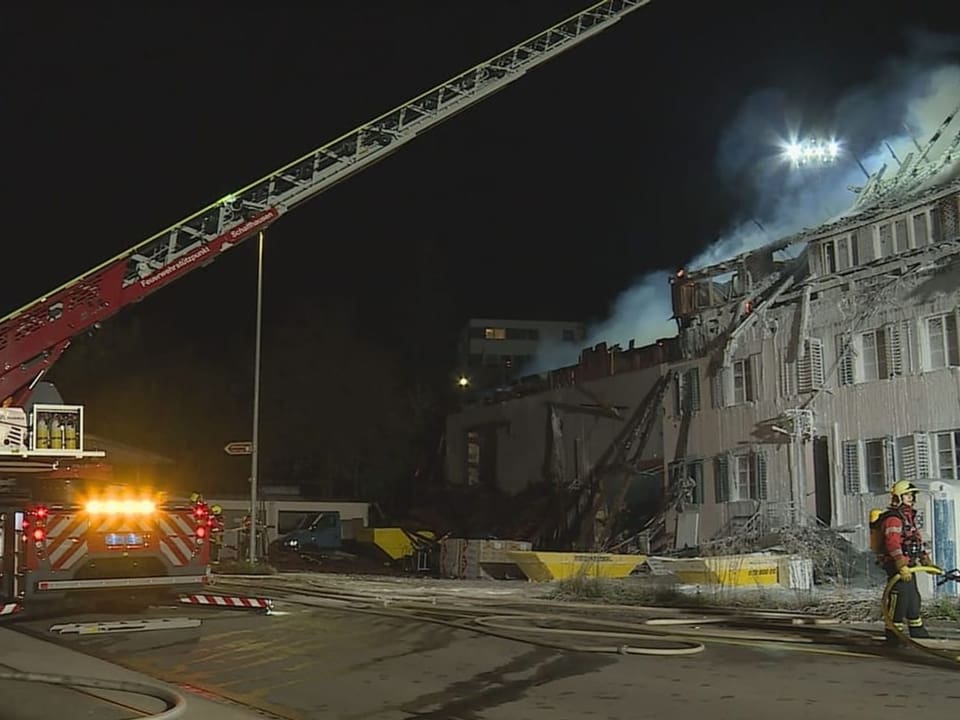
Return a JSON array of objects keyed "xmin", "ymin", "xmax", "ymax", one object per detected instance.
[
  {"xmin": 842, "ymin": 441, "xmax": 861, "ymax": 495},
  {"xmin": 914, "ymin": 433, "xmax": 931, "ymax": 478},
  {"xmin": 780, "ymin": 355, "xmax": 795, "ymax": 398},
  {"xmin": 883, "ymin": 436, "xmax": 896, "ymax": 485},
  {"xmin": 836, "ymin": 333, "xmax": 854, "ymax": 386},
  {"xmin": 714, "ymin": 455, "xmax": 730, "ymax": 503},
  {"xmin": 884, "ymin": 323, "xmax": 903, "ymax": 377},
  {"xmin": 797, "ymin": 338, "xmax": 824, "ymax": 393},
  {"xmin": 711, "ymin": 367, "xmax": 726, "ymax": 409},
  {"xmin": 753, "ymin": 451, "xmax": 768, "ymax": 501},
  {"xmin": 688, "ymin": 368, "xmax": 701, "ymax": 412}
]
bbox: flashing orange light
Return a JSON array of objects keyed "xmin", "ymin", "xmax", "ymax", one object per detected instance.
[{"xmin": 85, "ymin": 499, "xmax": 157, "ymax": 515}]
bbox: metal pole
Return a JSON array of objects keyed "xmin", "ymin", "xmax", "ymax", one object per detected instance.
[{"xmin": 249, "ymin": 230, "xmax": 264, "ymax": 564}]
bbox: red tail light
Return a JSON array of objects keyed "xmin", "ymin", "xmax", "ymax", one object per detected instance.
[
  {"xmin": 32, "ymin": 528, "xmax": 45, "ymax": 542},
  {"xmin": 35, "ymin": 506, "xmax": 49, "ymax": 519},
  {"xmin": 196, "ymin": 526, "xmax": 207, "ymax": 539}
]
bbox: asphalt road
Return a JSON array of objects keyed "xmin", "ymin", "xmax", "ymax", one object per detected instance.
[{"xmin": 10, "ymin": 597, "xmax": 960, "ymax": 720}]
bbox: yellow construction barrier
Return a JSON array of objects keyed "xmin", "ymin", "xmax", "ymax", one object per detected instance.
[
  {"xmin": 506, "ymin": 551, "xmax": 646, "ymax": 582},
  {"xmin": 356, "ymin": 528, "xmax": 434, "ymax": 561},
  {"xmin": 651, "ymin": 553, "xmax": 782, "ymax": 587}
]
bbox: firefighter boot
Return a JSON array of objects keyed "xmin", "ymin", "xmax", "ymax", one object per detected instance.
[
  {"xmin": 885, "ymin": 623, "xmax": 906, "ymax": 645},
  {"xmin": 907, "ymin": 619, "xmax": 930, "ymax": 639}
]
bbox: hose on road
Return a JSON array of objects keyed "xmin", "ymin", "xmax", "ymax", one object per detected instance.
[
  {"xmin": 0, "ymin": 669, "xmax": 186, "ymax": 719},
  {"xmin": 881, "ymin": 565, "xmax": 960, "ymax": 665},
  {"xmin": 220, "ymin": 576, "xmax": 960, "ymax": 667}
]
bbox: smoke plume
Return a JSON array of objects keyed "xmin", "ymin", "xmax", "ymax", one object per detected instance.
[{"xmin": 524, "ymin": 36, "xmax": 960, "ymax": 377}]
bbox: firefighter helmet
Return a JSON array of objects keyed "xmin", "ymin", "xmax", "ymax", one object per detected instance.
[{"xmin": 890, "ymin": 480, "xmax": 919, "ymax": 499}]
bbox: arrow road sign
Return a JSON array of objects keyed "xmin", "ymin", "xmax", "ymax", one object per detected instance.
[{"xmin": 224, "ymin": 441, "xmax": 254, "ymax": 456}]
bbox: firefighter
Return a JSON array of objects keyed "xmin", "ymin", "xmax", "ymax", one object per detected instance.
[{"xmin": 878, "ymin": 480, "xmax": 938, "ymax": 644}]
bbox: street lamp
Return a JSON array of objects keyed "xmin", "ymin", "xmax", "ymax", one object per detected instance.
[{"xmin": 249, "ymin": 230, "xmax": 265, "ymax": 564}]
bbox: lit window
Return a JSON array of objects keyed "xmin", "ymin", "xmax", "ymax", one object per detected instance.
[{"xmin": 484, "ymin": 327, "xmax": 506, "ymax": 340}]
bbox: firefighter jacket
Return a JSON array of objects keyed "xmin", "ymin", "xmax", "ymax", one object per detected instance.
[{"xmin": 880, "ymin": 505, "xmax": 930, "ymax": 570}]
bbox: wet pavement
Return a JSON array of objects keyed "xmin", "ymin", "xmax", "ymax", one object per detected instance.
[{"xmin": 7, "ymin": 595, "xmax": 960, "ymax": 720}]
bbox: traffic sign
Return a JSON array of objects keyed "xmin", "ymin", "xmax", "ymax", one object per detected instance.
[{"xmin": 224, "ymin": 441, "xmax": 254, "ymax": 456}]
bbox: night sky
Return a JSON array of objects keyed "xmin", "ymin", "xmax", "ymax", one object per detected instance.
[{"xmin": 4, "ymin": 1, "xmax": 959, "ymax": 484}]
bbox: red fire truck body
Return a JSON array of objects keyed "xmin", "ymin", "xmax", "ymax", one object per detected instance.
[{"xmin": 2, "ymin": 489, "xmax": 218, "ymax": 611}]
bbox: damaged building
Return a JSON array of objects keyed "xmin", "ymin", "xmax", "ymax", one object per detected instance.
[
  {"xmin": 660, "ymin": 107, "xmax": 960, "ymax": 566},
  {"xmin": 444, "ymin": 340, "xmax": 678, "ymax": 549},
  {"xmin": 446, "ymin": 106, "xmax": 960, "ymax": 569}
]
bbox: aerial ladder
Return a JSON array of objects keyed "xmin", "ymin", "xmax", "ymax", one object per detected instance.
[
  {"xmin": 0, "ymin": 0, "xmax": 653, "ymax": 618},
  {"xmin": 0, "ymin": 0, "xmax": 651, "ymax": 465}
]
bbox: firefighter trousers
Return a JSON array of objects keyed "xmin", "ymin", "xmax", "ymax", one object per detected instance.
[{"xmin": 883, "ymin": 565, "xmax": 927, "ymax": 637}]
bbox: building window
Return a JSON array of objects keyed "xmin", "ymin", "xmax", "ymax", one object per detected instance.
[
  {"xmin": 669, "ymin": 460, "xmax": 704, "ymax": 506},
  {"xmin": 484, "ymin": 327, "xmax": 506, "ymax": 340},
  {"xmin": 894, "ymin": 218, "xmax": 909, "ymax": 252},
  {"xmin": 674, "ymin": 367, "xmax": 701, "ymax": 415},
  {"xmin": 926, "ymin": 313, "xmax": 959, "ymax": 369},
  {"xmin": 820, "ymin": 241, "xmax": 837, "ymax": 274},
  {"xmin": 797, "ymin": 338, "xmax": 824, "ymax": 393},
  {"xmin": 714, "ymin": 451, "xmax": 766, "ymax": 502},
  {"xmin": 860, "ymin": 329, "xmax": 886, "ymax": 381},
  {"xmin": 562, "ymin": 329, "xmax": 576, "ymax": 342},
  {"xmin": 877, "ymin": 223, "xmax": 894, "ymax": 257},
  {"xmin": 913, "ymin": 212, "xmax": 929, "ymax": 246},
  {"xmin": 842, "ymin": 440, "xmax": 860, "ymax": 495},
  {"xmin": 935, "ymin": 430, "xmax": 960, "ymax": 479},
  {"xmin": 733, "ymin": 357, "xmax": 756, "ymax": 403},
  {"xmin": 858, "ymin": 325, "xmax": 904, "ymax": 381},
  {"xmin": 864, "ymin": 438, "xmax": 893, "ymax": 495}
]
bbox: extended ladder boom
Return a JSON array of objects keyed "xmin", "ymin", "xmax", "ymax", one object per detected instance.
[{"xmin": 0, "ymin": 0, "xmax": 650, "ymax": 406}]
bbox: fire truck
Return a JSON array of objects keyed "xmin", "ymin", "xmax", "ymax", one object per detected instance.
[{"xmin": 0, "ymin": 1, "xmax": 649, "ymax": 617}]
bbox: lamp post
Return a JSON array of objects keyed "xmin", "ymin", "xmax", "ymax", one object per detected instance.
[{"xmin": 249, "ymin": 230, "xmax": 265, "ymax": 564}]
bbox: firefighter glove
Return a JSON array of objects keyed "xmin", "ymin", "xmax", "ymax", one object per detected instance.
[{"xmin": 898, "ymin": 565, "xmax": 912, "ymax": 583}]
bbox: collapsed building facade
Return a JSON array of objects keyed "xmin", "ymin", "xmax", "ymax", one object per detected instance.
[
  {"xmin": 446, "ymin": 105, "xmax": 960, "ymax": 565},
  {"xmin": 444, "ymin": 340, "xmax": 679, "ymax": 549}
]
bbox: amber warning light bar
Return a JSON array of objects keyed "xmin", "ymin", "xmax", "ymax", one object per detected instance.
[{"xmin": 85, "ymin": 499, "xmax": 156, "ymax": 515}]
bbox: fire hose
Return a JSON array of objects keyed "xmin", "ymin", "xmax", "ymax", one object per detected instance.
[
  {"xmin": 221, "ymin": 575, "xmax": 960, "ymax": 664},
  {"xmin": 881, "ymin": 565, "xmax": 960, "ymax": 664},
  {"xmin": 0, "ymin": 670, "xmax": 186, "ymax": 719},
  {"xmin": 223, "ymin": 578, "xmax": 881, "ymax": 658}
]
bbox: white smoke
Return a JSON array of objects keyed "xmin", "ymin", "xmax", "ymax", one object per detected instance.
[{"xmin": 524, "ymin": 46, "xmax": 960, "ymax": 377}]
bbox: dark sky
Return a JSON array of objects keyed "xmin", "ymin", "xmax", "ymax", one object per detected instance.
[{"xmin": 4, "ymin": 0, "xmax": 959, "ymax": 360}]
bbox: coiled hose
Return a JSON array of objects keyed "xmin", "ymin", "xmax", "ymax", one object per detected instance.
[
  {"xmin": 881, "ymin": 564, "xmax": 960, "ymax": 664},
  {"xmin": 0, "ymin": 670, "xmax": 186, "ymax": 719}
]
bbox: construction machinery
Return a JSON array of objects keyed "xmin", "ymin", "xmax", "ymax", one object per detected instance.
[{"xmin": 0, "ymin": 0, "xmax": 650, "ymax": 616}]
